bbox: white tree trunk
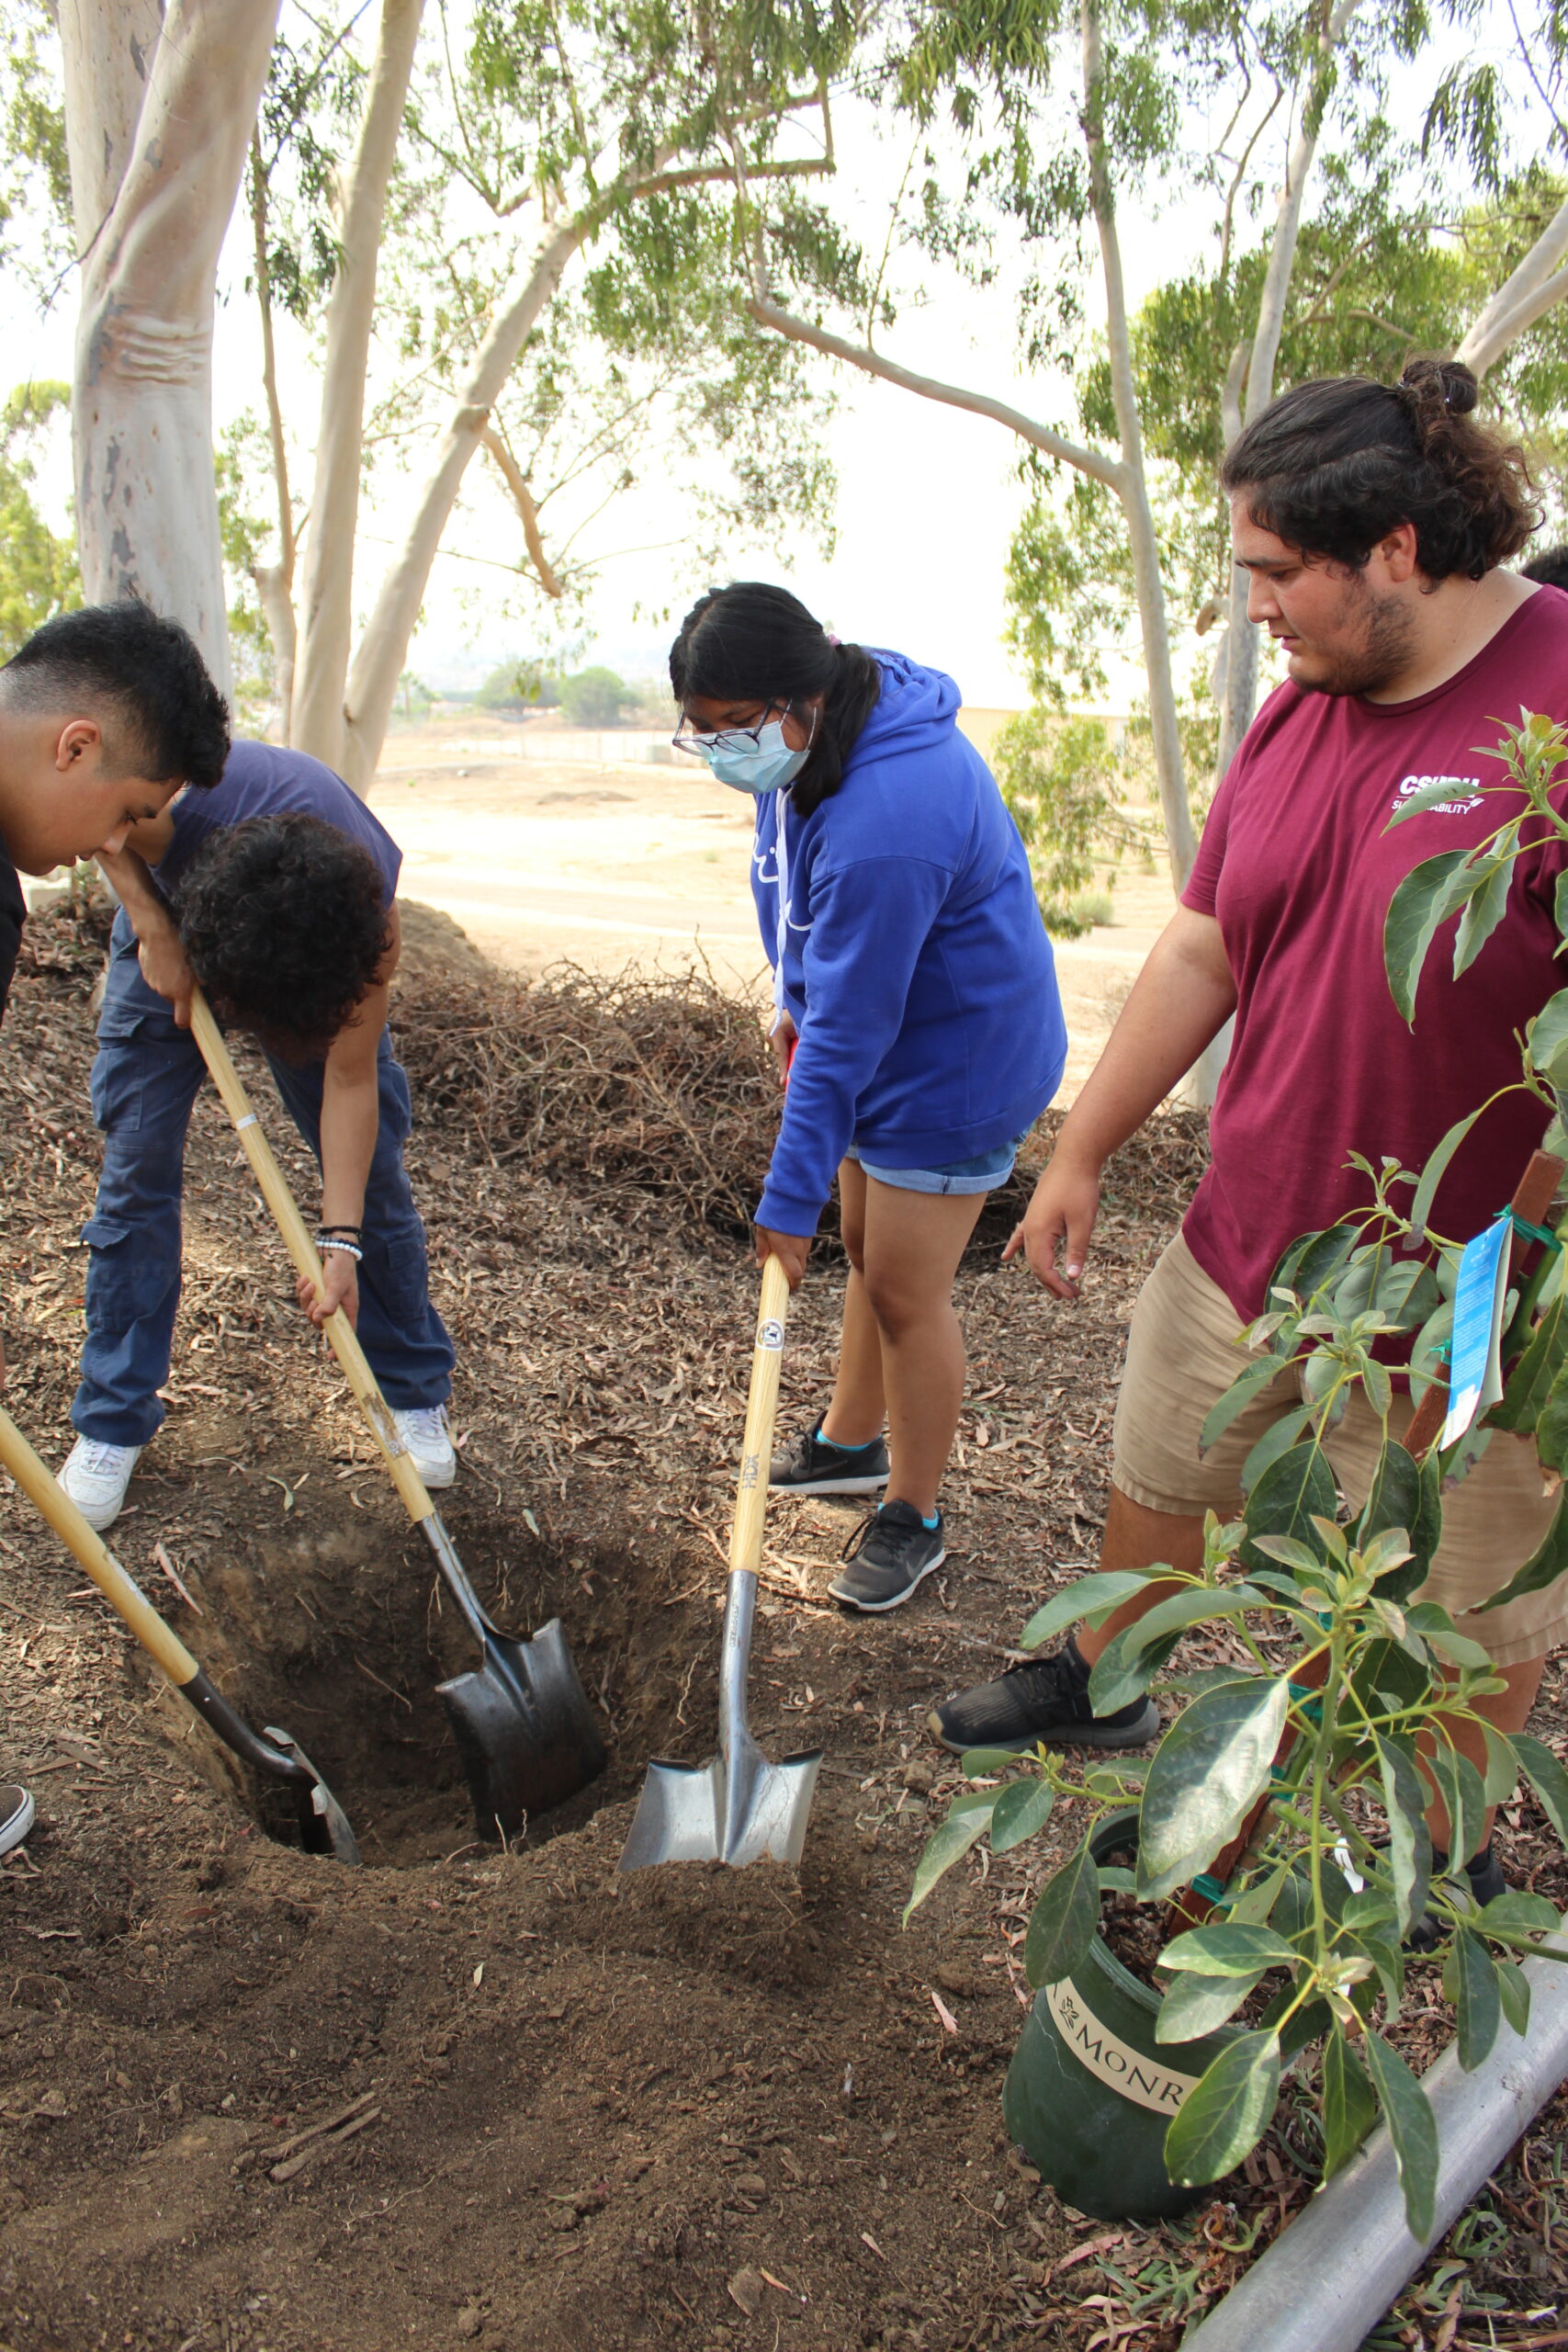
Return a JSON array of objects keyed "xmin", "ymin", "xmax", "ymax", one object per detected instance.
[
  {"xmin": 290, "ymin": 0, "xmax": 424, "ymax": 769},
  {"xmin": 1458, "ymin": 193, "xmax": 1568, "ymax": 377},
  {"xmin": 338, "ymin": 213, "xmax": 591, "ymax": 795},
  {"xmin": 1210, "ymin": 0, "xmax": 1367, "ymax": 798},
  {"xmin": 66, "ymin": 0, "xmax": 281, "ymax": 700},
  {"xmin": 56, "ymin": 0, "xmax": 164, "ymax": 259},
  {"xmin": 1080, "ymin": 0, "xmax": 1195, "ymax": 893}
]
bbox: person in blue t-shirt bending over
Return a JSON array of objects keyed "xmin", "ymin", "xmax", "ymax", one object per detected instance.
[
  {"xmin": 670, "ymin": 582, "xmax": 1067, "ymax": 1612},
  {"xmin": 60, "ymin": 737, "xmax": 457, "ymax": 1532}
]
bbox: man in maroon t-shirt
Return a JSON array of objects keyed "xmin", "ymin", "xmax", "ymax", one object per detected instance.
[{"xmin": 932, "ymin": 357, "xmax": 1559, "ymax": 1915}]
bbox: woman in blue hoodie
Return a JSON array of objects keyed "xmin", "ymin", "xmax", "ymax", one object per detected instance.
[{"xmin": 671, "ymin": 583, "xmax": 1067, "ymax": 1611}]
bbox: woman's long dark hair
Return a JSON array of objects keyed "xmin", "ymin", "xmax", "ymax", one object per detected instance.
[
  {"xmin": 669, "ymin": 582, "xmax": 881, "ymax": 817},
  {"xmin": 1220, "ymin": 356, "xmax": 1539, "ymax": 581}
]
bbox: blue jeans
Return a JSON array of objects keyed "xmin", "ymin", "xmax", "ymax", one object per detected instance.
[
  {"xmin": 71, "ymin": 910, "xmax": 455, "ymax": 1446},
  {"xmin": 844, "ymin": 1132, "xmax": 1028, "ymax": 1196}
]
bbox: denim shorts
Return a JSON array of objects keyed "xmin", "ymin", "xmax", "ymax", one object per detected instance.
[{"xmin": 844, "ymin": 1132, "xmax": 1027, "ymax": 1197}]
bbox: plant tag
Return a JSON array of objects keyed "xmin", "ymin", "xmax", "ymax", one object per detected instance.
[{"xmin": 1440, "ymin": 1216, "xmax": 1511, "ymax": 1450}]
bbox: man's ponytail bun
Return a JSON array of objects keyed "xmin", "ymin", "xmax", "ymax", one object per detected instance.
[{"xmin": 1222, "ymin": 356, "xmax": 1538, "ymax": 581}]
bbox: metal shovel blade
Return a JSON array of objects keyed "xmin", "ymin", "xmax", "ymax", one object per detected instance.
[
  {"xmin": 261, "ymin": 1725, "xmax": 363, "ymax": 1865},
  {"xmin": 437, "ymin": 1616, "xmax": 607, "ymax": 1841},
  {"xmin": 618, "ymin": 1729, "xmax": 823, "ymax": 1871}
]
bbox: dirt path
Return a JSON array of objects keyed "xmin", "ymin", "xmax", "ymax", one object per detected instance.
[{"xmin": 369, "ymin": 724, "xmax": 1177, "ymax": 1102}]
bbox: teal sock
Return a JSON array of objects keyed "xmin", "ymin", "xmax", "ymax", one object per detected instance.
[
  {"xmin": 816, "ymin": 1422, "xmax": 878, "ymax": 1452},
  {"xmin": 879, "ymin": 1501, "xmax": 942, "ymax": 1531}
]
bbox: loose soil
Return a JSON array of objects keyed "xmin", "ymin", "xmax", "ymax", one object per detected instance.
[{"xmin": 0, "ymin": 899, "xmax": 1563, "ymax": 2352}]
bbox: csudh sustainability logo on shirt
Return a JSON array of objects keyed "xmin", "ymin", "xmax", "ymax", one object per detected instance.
[{"xmin": 1391, "ymin": 771, "xmax": 1483, "ymax": 820}]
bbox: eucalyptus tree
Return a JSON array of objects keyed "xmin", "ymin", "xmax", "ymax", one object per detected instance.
[
  {"xmin": 59, "ymin": 0, "xmax": 282, "ymax": 698},
  {"xmin": 750, "ymin": 0, "xmax": 1568, "ymax": 897},
  {"xmin": 751, "ymin": 0, "xmax": 1397, "ymax": 891},
  {"xmin": 1010, "ymin": 160, "xmax": 1568, "ymax": 784},
  {"xmin": 247, "ymin": 0, "xmax": 868, "ymax": 790}
]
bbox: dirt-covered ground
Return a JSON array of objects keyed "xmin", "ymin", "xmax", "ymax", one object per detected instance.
[{"xmin": 0, "ymin": 900, "xmax": 1564, "ymax": 2352}]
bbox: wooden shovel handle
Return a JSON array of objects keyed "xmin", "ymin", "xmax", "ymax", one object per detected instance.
[
  {"xmin": 731, "ymin": 1254, "xmax": 791, "ymax": 1578},
  {"xmin": 187, "ymin": 990, "xmax": 435, "ymax": 1528},
  {"xmin": 0, "ymin": 1403, "xmax": 199, "ymax": 1686}
]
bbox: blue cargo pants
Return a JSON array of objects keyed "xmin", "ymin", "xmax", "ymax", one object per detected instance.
[{"xmin": 71, "ymin": 909, "xmax": 456, "ymax": 1445}]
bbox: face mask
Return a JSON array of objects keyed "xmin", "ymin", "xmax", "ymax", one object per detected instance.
[{"xmin": 701, "ymin": 711, "xmax": 815, "ymax": 795}]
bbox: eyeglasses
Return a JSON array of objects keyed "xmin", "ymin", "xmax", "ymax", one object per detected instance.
[{"xmin": 671, "ymin": 700, "xmax": 791, "ymax": 757}]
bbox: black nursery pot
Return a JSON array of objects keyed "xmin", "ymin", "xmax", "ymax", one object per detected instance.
[{"xmin": 1002, "ymin": 1809, "xmax": 1247, "ymax": 2223}]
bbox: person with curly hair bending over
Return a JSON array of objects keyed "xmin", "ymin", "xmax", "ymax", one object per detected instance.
[
  {"xmin": 671, "ymin": 582, "xmax": 1067, "ymax": 1611},
  {"xmin": 60, "ymin": 730, "xmax": 457, "ymax": 1532}
]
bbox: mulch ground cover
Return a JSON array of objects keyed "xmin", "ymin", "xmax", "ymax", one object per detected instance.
[{"xmin": 0, "ymin": 896, "xmax": 1563, "ymax": 2352}]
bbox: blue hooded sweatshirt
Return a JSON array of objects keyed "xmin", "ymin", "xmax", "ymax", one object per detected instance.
[{"xmin": 753, "ymin": 650, "xmax": 1066, "ymax": 1236}]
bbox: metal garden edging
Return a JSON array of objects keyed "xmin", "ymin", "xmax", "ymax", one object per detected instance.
[{"xmin": 1179, "ymin": 1918, "xmax": 1568, "ymax": 2350}]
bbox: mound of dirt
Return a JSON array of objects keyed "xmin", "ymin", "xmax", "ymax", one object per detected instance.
[{"xmin": 396, "ymin": 898, "xmax": 495, "ymax": 988}]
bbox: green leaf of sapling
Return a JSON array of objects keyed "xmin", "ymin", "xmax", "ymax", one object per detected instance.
[
  {"xmin": 1164, "ymin": 2032, "xmax": 1282, "ymax": 2187},
  {"xmin": 1160, "ymin": 1924, "xmax": 1297, "ymax": 1975},
  {"xmin": 903, "ymin": 1797, "xmax": 995, "ymax": 1925},
  {"xmin": 1384, "ymin": 850, "xmax": 1472, "ymax": 1023},
  {"xmin": 987, "ymin": 1776, "xmax": 1055, "ymax": 1855},
  {"xmin": 1155, "ymin": 1967, "xmax": 1269, "ymax": 2046},
  {"xmin": 1023, "ymin": 1838, "xmax": 1100, "ymax": 1988},
  {"xmin": 1019, "ymin": 1570, "xmax": 1155, "ymax": 1650},
  {"xmin": 1136, "ymin": 1679, "xmax": 1291, "ymax": 1904},
  {"xmin": 1364, "ymin": 2031, "xmax": 1440, "ymax": 2240},
  {"xmin": 1387, "ymin": 775, "xmax": 1483, "ymax": 826},
  {"xmin": 1449, "ymin": 1928, "xmax": 1502, "ymax": 2072},
  {"xmin": 1322, "ymin": 2024, "xmax": 1380, "ymax": 2179},
  {"xmin": 1514, "ymin": 1733, "xmax": 1568, "ymax": 1849}
]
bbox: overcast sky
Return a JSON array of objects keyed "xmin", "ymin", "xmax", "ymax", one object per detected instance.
[{"xmin": 5, "ymin": 6, "xmax": 1523, "ymax": 710}]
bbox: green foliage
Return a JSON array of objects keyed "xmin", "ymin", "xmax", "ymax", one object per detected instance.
[
  {"xmin": 475, "ymin": 662, "xmax": 559, "ymax": 711},
  {"xmin": 909, "ymin": 803, "xmax": 1568, "ymax": 2209},
  {"xmin": 992, "ymin": 709, "xmax": 1151, "ymax": 935},
  {"xmin": 0, "ymin": 380, "xmax": 77, "ymax": 659},
  {"xmin": 560, "ymin": 665, "xmax": 637, "ymax": 726},
  {"xmin": 0, "ymin": 0, "xmax": 71, "ymax": 288},
  {"xmin": 213, "ymin": 417, "xmax": 278, "ymax": 729},
  {"xmin": 1135, "ymin": 1678, "xmax": 1290, "ymax": 1905},
  {"xmin": 1164, "ymin": 2031, "xmax": 1281, "ymax": 2188}
]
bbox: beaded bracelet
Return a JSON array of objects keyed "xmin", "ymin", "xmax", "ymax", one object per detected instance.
[{"xmin": 315, "ymin": 1235, "xmax": 364, "ymax": 1262}]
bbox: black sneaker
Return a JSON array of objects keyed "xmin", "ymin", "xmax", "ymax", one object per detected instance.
[
  {"xmin": 828, "ymin": 1501, "xmax": 945, "ymax": 1611},
  {"xmin": 771, "ymin": 1416, "xmax": 890, "ymax": 1497},
  {"xmin": 928, "ymin": 1636, "xmax": 1160, "ymax": 1755},
  {"xmin": 1405, "ymin": 1841, "xmax": 1506, "ymax": 1953}
]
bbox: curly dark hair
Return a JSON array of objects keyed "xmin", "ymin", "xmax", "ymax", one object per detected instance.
[
  {"xmin": 0, "ymin": 599, "xmax": 230, "ymax": 788},
  {"xmin": 669, "ymin": 582, "xmax": 881, "ymax": 820},
  {"xmin": 1522, "ymin": 541, "xmax": 1568, "ymax": 592},
  {"xmin": 1220, "ymin": 357, "xmax": 1540, "ymax": 582},
  {"xmin": 174, "ymin": 814, "xmax": 391, "ymax": 1059}
]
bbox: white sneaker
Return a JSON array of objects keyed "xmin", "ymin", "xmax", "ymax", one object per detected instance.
[
  {"xmin": 392, "ymin": 1406, "xmax": 456, "ymax": 1489},
  {"xmin": 59, "ymin": 1437, "xmax": 142, "ymax": 1531},
  {"xmin": 0, "ymin": 1785, "xmax": 35, "ymax": 1857}
]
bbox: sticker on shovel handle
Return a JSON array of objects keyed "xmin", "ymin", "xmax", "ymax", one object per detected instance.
[{"xmin": 756, "ymin": 1319, "xmax": 784, "ymax": 1351}]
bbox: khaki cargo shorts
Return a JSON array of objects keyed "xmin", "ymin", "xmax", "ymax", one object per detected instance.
[{"xmin": 1111, "ymin": 1231, "xmax": 1567, "ymax": 1668}]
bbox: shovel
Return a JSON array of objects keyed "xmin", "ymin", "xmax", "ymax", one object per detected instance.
[
  {"xmin": 619, "ymin": 1253, "xmax": 821, "ymax": 1871},
  {"xmin": 187, "ymin": 990, "xmax": 606, "ymax": 1840},
  {"xmin": 0, "ymin": 1404, "xmax": 358, "ymax": 1860}
]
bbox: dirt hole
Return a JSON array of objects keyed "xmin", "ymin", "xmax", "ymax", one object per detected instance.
[{"xmin": 161, "ymin": 1490, "xmax": 717, "ymax": 1868}]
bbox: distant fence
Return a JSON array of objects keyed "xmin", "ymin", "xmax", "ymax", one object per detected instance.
[{"xmin": 434, "ymin": 730, "xmax": 677, "ymax": 768}]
